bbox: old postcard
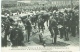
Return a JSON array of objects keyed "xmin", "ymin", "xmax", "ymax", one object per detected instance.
[{"xmin": 1, "ymin": 0, "xmax": 79, "ymax": 52}]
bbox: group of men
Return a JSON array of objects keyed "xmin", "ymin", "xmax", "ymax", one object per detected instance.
[{"xmin": 1, "ymin": 7, "xmax": 79, "ymax": 47}]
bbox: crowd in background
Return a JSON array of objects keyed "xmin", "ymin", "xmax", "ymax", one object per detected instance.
[{"xmin": 1, "ymin": 5, "xmax": 79, "ymax": 47}]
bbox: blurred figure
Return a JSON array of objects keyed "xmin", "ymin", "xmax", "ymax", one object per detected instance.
[
  {"xmin": 39, "ymin": 31, "xmax": 46, "ymax": 46},
  {"xmin": 10, "ymin": 22, "xmax": 24, "ymax": 46},
  {"xmin": 58, "ymin": 12, "xmax": 64, "ymax": 39},
  {"xmin": 2, "ymin": 17, "xmax": 10, "ymax": 47},
  {"xmin": 38, "ymin": 14, "xmax": 44, "ymax": 32},
  {"xmin": 70, "ymin": 10, "xmax": 77, "ymax": 37},
  {"xmin": 63, "ymin": 10, "xmax": 69, "ymax": 41},
  {"xmin": 48, "ymin": 14, "xmax": 58, "ymax": 44},
  {"xmin": 25, "ymin": 19, "xmax": 32, "ymax": 42}
]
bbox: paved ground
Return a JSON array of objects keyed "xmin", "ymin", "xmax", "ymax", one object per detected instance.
[
  {"xmin": 2, "ymin": 16, "xmax": 79, "ymax": 47},
  {"xmin": 23, "ymin": 22, "xmax": 79, "ymax": 47}
]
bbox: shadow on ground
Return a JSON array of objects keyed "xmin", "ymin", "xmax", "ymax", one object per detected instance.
[
  {"xmin": 45, "ymin": 41, "xmax": 70, "ymax": 47},
  {"xmin": 31, "ymin": 36, "xmax": 70, "ymax": 47}
]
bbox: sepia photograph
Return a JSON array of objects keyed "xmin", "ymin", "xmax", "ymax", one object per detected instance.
[{"xmin": 1, "ymin": 0, "xmax": 79, "ymax": 52}]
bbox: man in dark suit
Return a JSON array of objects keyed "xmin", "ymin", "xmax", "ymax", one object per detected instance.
[
  {"xmin": 58, "ymin": 12, "xmax": 64, "ymax": 39},
  {"xmin": 48, "ymin": 15, "xmax": 58, "ymax": 44},
  {"xmin": 38, "ymin": 14, "xmax": 44, "ymax": 32},
  {"xmin": 2, "ymin": 17, "xmax": 10, "ymax": 47},
  {"xmin": 7, "ymin": 16, "xmax": 14, "ymax": 26},
  {"xmin": 10, "ymin": 23, "xmax": 24, "ymax": 46},
  {"xmin": 70, "ymin": 11, "xmax": 77, "ymax": 37},
  {"xmin": 63, "ymin": 11, "xmax": 69, "ymax": 41},
  {"xmin": 25, "ymin": 19, "xmax": 32, "ymax": 42}
]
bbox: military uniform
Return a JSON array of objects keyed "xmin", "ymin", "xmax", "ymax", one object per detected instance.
[
  {"xmin": 2, "ymin": 18, "xmax": 10, "ymax": 46},
  {"xmin": 75, "ymin": 13, "xmax": 79, "ymax": 34},
  {"xmin": 38, "ymin": 15, "xmax": 44, "ymax": 32},
  {"xmin": 25, "ymin": 19, "xmax": 32, "ymax": 42},
  {"xmin": 7, "ymin": 16, "xmax": 14, "ymax": 26},
  {"xmin": 70, "ymin": 12, "xmax": 76, "ymax": 37},
  {"xmin": 49, "ymin": 16, "xmax": 58, "ymax": 44},
  {"xmin": 63, "ymin": 13, "xmax": 69, "ymax": 41},
  {"xmin": 67, "ymin": 12, "xmax": 72, "ymax": 33},
  {"xmin": 58, "ymin": 13, "xmax": 64, "ymax": 39}
]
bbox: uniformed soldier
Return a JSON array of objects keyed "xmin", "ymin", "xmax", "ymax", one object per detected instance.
[
  {"xmin": 30, "ymin": 14, "xmax": 37, "ymax": 29},
  {"xmin": 49, "ymin": 15, "xmax": 54, "ymax": 37},
  {"xmin": 63, "ymin": 11, "xmax": 69, "ymax": 41},
  {"xmin": 67, "ymin": 10, "xmax": 72, "ymax": 33},
  {"xmin": 53, "ymin": 11, "xmax": 59, "ymax": 26},
  {"xmin": 48, "ymin": 14, "xmax": 58, "ymax": 44},
  {"xmin": 25, "ymin": 19, "xmax": 32, "ymax": 42},
  {"xmin": 7, "ymin": 16, "xmax": 14, "ymax": 26},
  {"xmin": 38, "ymin": 14, "xmax": 45, "ymax": 32},
  {"xmin": 70, "ymin": 10, "xmax": 76, "ymax": 37},
  {"xmin": 74, "ymin": 10, "xmax": 79, "ymax": 34},
  {"xmin": 53, "ymin": 11, "xmax": 59, "ymax": 35},
  {"xmin": 58, "ymin": 12, "xmax": 64, "ymax": 39},
  {"xmin": 2, "ymin": 17, "xmax": 10, "ymax": 46},
  {"xmin": 10, "ymin": 22, "xmax": 24, "ymax": 46}
]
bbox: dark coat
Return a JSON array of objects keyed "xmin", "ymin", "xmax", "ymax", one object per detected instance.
[
  {"xmin": 10, "ymin": 28, "xmax": 24, "ymax": 42},
  {"xmin": 25, "ymin": 20, "xmax": 32, "ymax": 31},
  {"xmin": 49, "ymin": 18, "xmax": 57, "ymax": 28}
]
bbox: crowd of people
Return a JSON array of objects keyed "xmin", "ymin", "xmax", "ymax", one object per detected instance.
[{"xmin": 1, "ymin": 6, "xmax": 79, "ymax": 47}]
